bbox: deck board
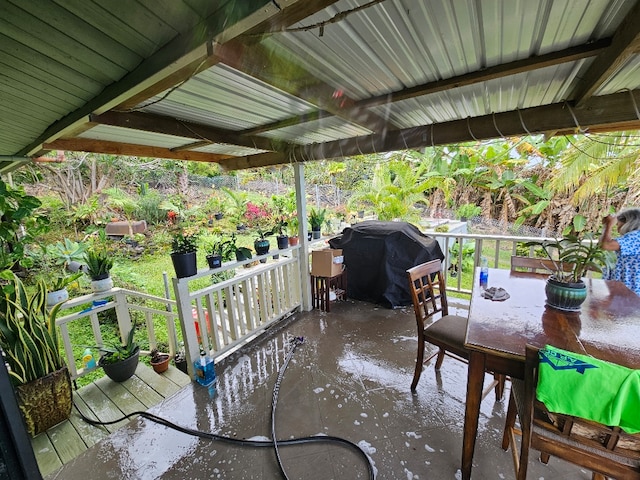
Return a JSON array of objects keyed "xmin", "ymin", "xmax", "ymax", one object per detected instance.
[{"xmin": 33, "ymin": 364, "xmax": 190, "ymax": 478}]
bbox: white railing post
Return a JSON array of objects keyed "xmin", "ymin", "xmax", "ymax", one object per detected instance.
[
  {"xmin": 294, "ymin": 162, "xmax": 312, "ymax": 311},
  {"xmin": 113, "ymin": 289, "xmax": 133, "ymax": 342},
  {"xmin": 173, "ymin": 276, "xmax": 199, "ymax": 378}
]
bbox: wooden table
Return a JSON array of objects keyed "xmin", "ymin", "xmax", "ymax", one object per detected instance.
[{"xmin": 461, "ymin": 268, "xmax": 640, "ymax": 480}]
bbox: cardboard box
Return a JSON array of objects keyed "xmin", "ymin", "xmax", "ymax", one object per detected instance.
[{"xmin": 311, "ymin": 249, "xmax": 344, "ymax": 277}]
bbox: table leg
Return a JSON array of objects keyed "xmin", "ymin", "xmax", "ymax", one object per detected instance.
[{"xmin": 462, "ymin": 350, "xmax": 486, "ymax": 480}]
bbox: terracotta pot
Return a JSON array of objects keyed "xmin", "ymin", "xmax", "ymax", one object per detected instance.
[
  {"xmin": 151, "ymin": 354, "xmax": 170, "ymax": 373},
  {"xmin": 288, "ymin": 236, "xmax": 299, "ymax": 246}
]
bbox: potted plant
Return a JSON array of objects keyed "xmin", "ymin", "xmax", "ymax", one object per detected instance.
[
  {"xmin": 456, "ymin": 203, "xmax": 481, "ymax": 221},
  {"xmin": 0, "ymin": 274, "xmax": 72, "ymax": 436},
  {"xmin": 273, "ymin": 217, "xmax": 289, "ymax": 250},
  {"xmin": 309, "ymin": 207, "xmax": 326, "ymax": 239},
  {"xmin": 150, "ymin": 349, "xmax": 171, "ymax": 373},
  {"xmin": 524, "ymin": 217, "xmax": 608, "ymax": 311},
  {"xmin": 254, "ymin": 227, "xmax": 273, "ymax": 262},
  {"xmin": 97, "ymin": 326, "xmax": 140, "ymax": 382},
  {"xmin": 287, "ymin": 217, "xmax": 300, "ymax": 246},
  {"xmin": 170, "ymin": 229, "xmax": 199, "ymax": 278},
  {"xmin": 229, "ymin": 233, "xmax": 252, "ymax": 263},
  {"xmin": 84, "ymin": 248, "xmax": 114, "ymax": 292},
  {"xmin": 205, "ymin": 236, "xmax": 233, "ymax": 269},
  {"xmin": 46, "ymin": 272, "xmax": 83, "ymax": 306}
]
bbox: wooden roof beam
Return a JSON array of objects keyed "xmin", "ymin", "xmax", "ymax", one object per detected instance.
[
  {"xmin": 573, "ymin": 1, "xmax": 640, "ymax": 106},
  {"xmin": 44, "ymin": 138, "xmax": 236, "ymax": 163},
  {"xmin": 219, "ymin": 89, "xmax": 640, "ymax": 170},
  {"xmin": 89, "ymin": 111, "xmax": 280, "ymax": 152}
]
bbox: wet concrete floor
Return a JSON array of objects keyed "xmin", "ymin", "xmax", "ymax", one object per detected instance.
[{"xmin": 48, "ymin": 299, "xmax": 592, "ymax": 479}]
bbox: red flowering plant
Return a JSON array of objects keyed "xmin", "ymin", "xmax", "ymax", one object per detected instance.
[{"xmin": 244, "ymin": 202, "xmax": 274, "ymax": 240}]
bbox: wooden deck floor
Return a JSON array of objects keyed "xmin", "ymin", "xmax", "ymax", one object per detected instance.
[{"xmin": 33, "ymin": 363, "xmax": 191, "ymax": 478}]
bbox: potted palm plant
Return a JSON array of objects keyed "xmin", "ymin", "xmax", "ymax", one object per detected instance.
[
  {"xmin": 84, "ymin": 248, "xmax": 114, "ymax": 293},
  {"xmin": 524, "ymin": 217, "xmax": 609, "ymax": 311},
  {"xmin": 97, "ymin": 326, "xmax": 139, "ymax": 382},
  {"xmin": 0, "ymin": 274, "xmax": 72, "ymax": 436},
  {"xmin": 170, "ymin": 229, "xmax": 199, "ymax": 278}
]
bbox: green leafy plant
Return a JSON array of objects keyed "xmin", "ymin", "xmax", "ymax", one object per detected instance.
[
  {"xmin": 49, "ymin": 272, "xmax": 83, "ymax": 291},
  {"xmin": 287, "ymin": 217, "xmax": 299, "ymax": 237},
  {"xmin": 171, "ymin": 230, "xmax": 199, "ymax": 254},
  {"xmin": 456, "ymin": 203, "xmax": 481, "ymax": 220},
  {"xmin": 206, "ymin": 236, "xmax": 235, "ymax": 261},
  {"xmin": 97, "ymin": 326, "xmax": 138, "ymax": 364},
  {"xmin": 229, "ymin": 233, "xmax": 252, "ymax": 260},
  {"xmin": 524, "ymin": 215, "xmax": 608, "ymax": 283},
  {"xmin": 308, "ymin": 207, "xmax": 326, "ymax": 230},
  {"xmin": 0, "ymin": 179, "xmax": 48, "ymax": 279},
  {"xmin": 0, "ymin": 274, "xmax": 65, "ymax": 386},
  {"xmin": 84, "ymin": 248, "xmax": 114, "ymax": 280}
]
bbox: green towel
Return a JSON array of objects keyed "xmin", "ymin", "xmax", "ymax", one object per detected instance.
[{"xmin": 536, "ymin": 345, "xmax": 640, "ymax": 434}]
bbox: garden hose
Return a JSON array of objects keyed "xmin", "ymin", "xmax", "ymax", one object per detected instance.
[{"xmin": 75, "ymin": 336, "xmax": 375, "ymax": 480}]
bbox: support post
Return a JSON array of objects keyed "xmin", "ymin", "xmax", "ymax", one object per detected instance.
[{"xmin": 294, "ymin": 163, "xmax": 312, "ymax": 311}]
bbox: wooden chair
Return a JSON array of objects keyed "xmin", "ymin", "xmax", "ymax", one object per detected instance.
[
  {"xmin": 510, "ymin": 256, "xmax": 570, "ymax": 275},
  {"xmin": 502, "ymin": 345, "xmax": 640, "ymax": 480},
  {"xmin": 406, "ymin": 259, "xmax": 505, "ymax": 400}
]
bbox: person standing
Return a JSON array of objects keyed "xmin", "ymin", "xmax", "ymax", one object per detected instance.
[{"xmin": 599, "ymin": 208, "xmax": 640, "ymax": 295}]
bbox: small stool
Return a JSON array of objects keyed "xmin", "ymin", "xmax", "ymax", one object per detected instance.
[{"xmin": 310, "ymin": 268, "xmax": 347, "ymax": 312}]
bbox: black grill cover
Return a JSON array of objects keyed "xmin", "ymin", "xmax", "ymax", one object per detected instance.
[{"xmin": 328, "ymin": 221, "xmax": 444, "ymax": 308}]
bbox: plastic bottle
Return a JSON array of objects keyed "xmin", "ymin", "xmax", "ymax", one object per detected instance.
[
  {"xmin": 479, "ymin": 257, "xmax": 489, "ymax": 290},
  {"xmin": 82, "ymin": 348, "xmax": 96, "ymax": 370},
  {"xmin": 194, "ymin": 351, "xmax": 216, "ymax": 387}
]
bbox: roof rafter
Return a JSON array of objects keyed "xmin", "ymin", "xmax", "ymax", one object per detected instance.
[
  {"xmin": 89, "ymin": 111, "xmax": 280, "ymax": 152},
  {"xmin": 572, "ymin": 0, "xmax": 640, "ymax": 106}
]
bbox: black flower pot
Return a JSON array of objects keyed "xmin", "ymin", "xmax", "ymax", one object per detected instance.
[
  {"xmin": 235, "ymin": 249, "xmax": 251, "ymax": 262},
  {"xmin": 277, "ymin": 235, "xmax": 289, "ymax": 250},
  {"xmin": 214, "ymin": 212, "xmax": 223, "ymax": 220},
  {"xmin": 171, "ymin": 251, "xmax": 198, "ymax": 278},
  {"xmin": 206, "ymin": 254, "xmax": 222, "ymax": 269},
  {"xmin": 311, "ymin": 228, "xmax": 321, "ymax": 239},
  {"xmin": 99, "ymin": 348, "xmax": 140, "ymax": 382},
  {"xmin": 545, "ymin": 277, "xmax": 587, "ymax": 312}
]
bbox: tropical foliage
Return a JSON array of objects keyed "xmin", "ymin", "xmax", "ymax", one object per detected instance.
[{"xmin": 0, "ymin": 275, "xmax": 65, "ymax": 386}]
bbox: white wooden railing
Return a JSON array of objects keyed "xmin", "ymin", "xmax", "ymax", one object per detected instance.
[
  {"xmin": 56, "ymin": 287, "xmax": 178, "ymax": 381},
  {"xmin": 55, "ymin": 231, "xmax": 552, "ymax": 384},
  {"xmin": 173, "ymin": 245, "xmax": 303, "ymax": 376}
]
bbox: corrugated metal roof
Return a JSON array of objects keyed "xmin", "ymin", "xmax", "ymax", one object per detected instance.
[{"xmin": 1, "ymin": 0, "xmax": 639, "ymax": 172}]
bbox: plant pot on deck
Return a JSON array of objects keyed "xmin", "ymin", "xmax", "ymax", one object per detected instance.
[
  {"xmin": 99, "ymin": 347, "xmax": 140, "ymax": 382},
  {"xmin": 276, "ymin": 235, "xmax": 289, "ymax": 250},
  {"xmin": 150, "ymin": 353, "xmax": 171, "ymax": 373},
  {"xmin": 15, "ymin": 366, "xmax": 72, "ymax": 437}
]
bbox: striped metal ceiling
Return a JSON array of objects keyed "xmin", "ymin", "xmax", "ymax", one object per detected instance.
[{"xmin": 1, "ymin": 0, "xmax": 639, "ymax": 172}]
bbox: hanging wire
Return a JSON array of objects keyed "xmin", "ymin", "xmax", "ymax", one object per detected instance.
[
  {"xmin": 466, "ymin": 117, "xmax": 479, "ymax": 141},
  {"xmin": 517, "ymin": 108, "xmax": 534, "ymax": 136},
  {"xmin": 278, "ymin": 0, "xmax": 387, "ymax": 34},
  {"xmin": 564, "ymin": 101, "xmax": 588, "ymax": 134},
  {"xmin": 492, "ymin": 112, "xmax": 506, "ymax": 138}
]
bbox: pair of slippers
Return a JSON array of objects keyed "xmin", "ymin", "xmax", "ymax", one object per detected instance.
[{"xmin": 482, "ymin": 287, "xmax": 510, "ymax": 301}]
